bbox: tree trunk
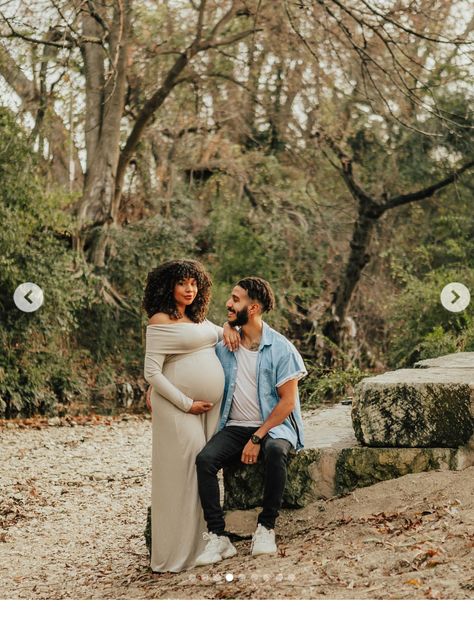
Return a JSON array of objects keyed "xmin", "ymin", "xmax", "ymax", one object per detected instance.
[
  {"xmin": 322, "ymin": 205, "xmax": 380, "ymax": 348},
  {"xmin": 320, "ymin": 158, "xmax": 474, "ymax": 362},
  {"xmin": 76, "ymin": 1, "xmax": 132, "ymax": 266}
]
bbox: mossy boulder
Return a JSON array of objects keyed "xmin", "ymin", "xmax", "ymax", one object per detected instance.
[
  {"xmin": 223, "ymin": 449, "xmax": 322, "ymax": 510},
  {"xmin": 352, "ymin": 368, "xmax": 474, "ymax": 447},
  {"xmin": 221, "ymin": 443, "xmax": 465, "ymax": 510},
  {"xmin": 335, "ymin": 446, "xmax": 458, "ymax": 494}
]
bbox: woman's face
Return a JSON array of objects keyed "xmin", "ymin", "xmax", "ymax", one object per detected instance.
[{"xmin": 174, "ymin": 277, "xmax": 198, "ymax": 307}]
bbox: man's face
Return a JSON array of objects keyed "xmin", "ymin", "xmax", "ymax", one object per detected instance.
[{"xmin": 226, "ymin": 285, "xmax": 255, "ymax": 326}]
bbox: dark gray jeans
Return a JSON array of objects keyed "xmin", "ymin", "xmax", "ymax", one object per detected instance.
[{"xmin": 196, "ymin": 425, "xmax": 292, "ymax": 534}]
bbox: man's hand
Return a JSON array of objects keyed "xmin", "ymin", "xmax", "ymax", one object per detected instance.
[
  {"xmin": 241, "ymin": 440, "xmax": 261, "ymax": 464},
  {"xmin": 223, "ymin": 322, "xmax": 240, "ymax": 352},
  {"xmin": 189, "ymin": 401, "xmax": 213, "ymax": 415},
  {"xmin": 146, "ymin": 386, "xmax": 152, "ymax": 411}
]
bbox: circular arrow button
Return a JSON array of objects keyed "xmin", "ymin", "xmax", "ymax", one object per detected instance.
[
  {"xmin": 13, "ymin": 282, "xmax": 44, "ymax": 313},
  {"xmin": 440, "ymin": 282, "xmax": 470, "ymax": 313}
]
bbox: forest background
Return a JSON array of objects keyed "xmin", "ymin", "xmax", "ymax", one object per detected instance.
[{"xmin": 0, "ymin": 0, "xmax": 473, "ymax": 419}]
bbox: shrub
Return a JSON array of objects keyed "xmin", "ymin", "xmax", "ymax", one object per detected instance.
[{"xmin": 0, "ymin": 107, "xmax": 91, "ymax": 417}]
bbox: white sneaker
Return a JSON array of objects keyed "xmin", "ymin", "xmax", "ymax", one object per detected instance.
[
  {"xmin": 251, "ymin": 524, "xmax": 278, "ymax": 556},
  {"xmin": 195, "ymin": 532, "xmax": 237, "ymax": 567}
]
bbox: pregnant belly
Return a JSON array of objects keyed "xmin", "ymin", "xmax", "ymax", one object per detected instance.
[{"xmin": 163, "ymin": 348, "xmax": 225, "ymax": 404}]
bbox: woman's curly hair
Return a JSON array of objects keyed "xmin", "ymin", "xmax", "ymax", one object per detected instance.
[{"xmin": 143, "ymin": 259, "xmax": 212, "ymax": 322}]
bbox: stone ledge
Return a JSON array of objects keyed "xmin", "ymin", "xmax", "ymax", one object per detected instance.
[
  {"xmin": 415, "ymin": 352, "xmax": 474, "ymax": 369},
  {"xmin": 222, "ymin": 442, "xmax": 473, "ymax": 510},
  {"xmin": 144, "ymin": 440, "xmax": 474, "ymax": 553},
  {"xmin": 352, "ymin": 359, "xmax": 474, "ymax": 448}
]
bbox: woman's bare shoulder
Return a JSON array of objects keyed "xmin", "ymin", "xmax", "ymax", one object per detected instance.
[{"xmin": 148, "ymin": 312, "xmax": 173, "ymax": 325}]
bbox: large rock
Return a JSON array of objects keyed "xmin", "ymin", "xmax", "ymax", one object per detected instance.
[
  {"xmin": 222, "ymin": 442, "xmax": 471, "ymax": 511},
  {"xmin": 352, "ymin": 366, "xmax": 474, "ymax": 447},
  {"xmin": 334, "ymin": 446, "xmax": 460, "ymax": 493},
  {"xmin": 415, "ymin": 352, "xmax": 474, "ymax": 369},
  {"xmin": 223, "ymin": 449, "xmax": 321, "ymax": 510}
]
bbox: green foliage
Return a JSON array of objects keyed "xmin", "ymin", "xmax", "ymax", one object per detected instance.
[
  {"xmin": 203, "ymin": 155, "xmax": 325, "ymax": 330},
  {"xmin": 383, "ymin": 156, "xmax": 474, "ymax": 369},
  {"xmin": 2, "ymin": 80, "xmax": 473, "ymax": 419},
  {"xmin": 387, "ymin": 267, "xmax": 474, "ymax": 367},
  {"xmin": 299, "ymin": 363, "xmax": 370, "ymax": 409},
  {"xmin": 0, "ymin": 107, "xmax": 91, "ymax": 417},
  {"xmin": 76, "ymin": 215, "xmax": 196, "ymax": 365}
]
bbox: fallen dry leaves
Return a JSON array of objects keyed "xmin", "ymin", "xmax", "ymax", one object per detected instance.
[{"xmin": 0, "ymin": 417, "xmax": 472, "ymax": 600}]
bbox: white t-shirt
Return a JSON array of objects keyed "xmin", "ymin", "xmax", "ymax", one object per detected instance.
[{"xmin": 227, "ymin": 345, "xmax": 262, "ymax": 428}]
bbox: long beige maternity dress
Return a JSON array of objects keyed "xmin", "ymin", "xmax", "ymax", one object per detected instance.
[{"xmin": 144, "ymin": 319, "xmax": 225, "ymax": 572}]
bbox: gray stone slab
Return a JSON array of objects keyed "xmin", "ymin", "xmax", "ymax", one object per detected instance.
[
  {"xmin": 359, "ymin": 367, "xmax": 474, "ymax": 384},
  {"xmin": 352, "ymin": 368, "xmax": 474, "ymax": 448},
  {"xmin": 415, "ymin": 352, "xmax": 474, "ymax": 369}
]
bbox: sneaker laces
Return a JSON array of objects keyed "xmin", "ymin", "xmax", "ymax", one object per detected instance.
[
  {"xmin": 202, "ymin": 532, "xmax": 221, "ymax": 552},
  {"xmin": 252, "ymin": 525, "xmax": 272, "ymax": 550}
]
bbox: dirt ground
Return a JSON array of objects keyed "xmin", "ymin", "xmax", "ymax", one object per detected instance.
[{"xmin": 0, "ymin": 414, "xmax": 473, "ymax": 600}]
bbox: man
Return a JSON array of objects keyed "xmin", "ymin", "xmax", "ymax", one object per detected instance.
[{"xmin": 195, "ymin": 276, "xmax": 307, "ymax": 566}]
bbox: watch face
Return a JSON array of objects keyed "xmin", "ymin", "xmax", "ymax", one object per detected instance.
[{"xmin": 251, "ymin": 435, "xmax": 260, "ymax": 444}]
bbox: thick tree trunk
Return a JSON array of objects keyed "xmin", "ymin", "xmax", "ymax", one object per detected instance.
[
  {"xmin": 81, "ymin": 12, "xmax": 105, "ymax": 168},
  {"xmin": 77, "ymin": 1, "xmax": 132, "ymax": 266}
]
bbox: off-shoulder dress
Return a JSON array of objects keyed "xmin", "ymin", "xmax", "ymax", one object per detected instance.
[{"xmin": 144, "ymin": 319, "xmax": 225, "ymax": 572}]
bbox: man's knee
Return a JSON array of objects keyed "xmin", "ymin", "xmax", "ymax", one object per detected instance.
[
  {"xmin": 196, "ymin": 444, "xmax": 221, "ymax": 472},
  {"xmin": 263, "ymin": 438, "xmax": 291, "ymax": 463}
]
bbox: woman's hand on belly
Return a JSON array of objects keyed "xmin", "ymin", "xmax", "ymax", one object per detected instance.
[{"xmin": 189, "ymin": 400, "xmax": 213, "ymax": 415}]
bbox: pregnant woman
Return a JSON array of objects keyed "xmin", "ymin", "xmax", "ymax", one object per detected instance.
[{"xmin": 143, "ymin": 259, "xmax": 239, "ymax": 572}]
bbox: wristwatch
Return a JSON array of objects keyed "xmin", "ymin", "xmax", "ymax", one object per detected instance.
[{"xmin": 251, "ymin": 434, "xmax": 262, "ymax": 445}]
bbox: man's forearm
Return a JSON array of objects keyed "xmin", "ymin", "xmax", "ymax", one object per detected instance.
[{"xmin": 253, "ymin": 398, "xmax": 295, "ymax": 439}]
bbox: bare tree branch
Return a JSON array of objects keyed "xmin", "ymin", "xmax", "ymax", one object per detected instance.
[
  {"xmin": 87, "ymin": 0, "xmax": 110, "ymax": 34},
  {"xmin": 0, "ymin": 9, "xmax": 103, "ymax": 47},
  {"xmin": 202, "ymin": 27, "xmax": 261, "ymax": 50},
  {"xmin": 318, "ymin": 131, "xmax": 380, "ymax": 209},
  {"xmin": 114, "ymin": 5, "xmax": 258, "ymax": 208},
  {"xmin": 195, "ymin": 0, "xmax": 207, "ymax": 41},
  {"xmin": 207, "ymin": 0, "xmax": 240, "ymax": 40},
  {"xmin": 356, "ymin": 0, "xmax": 473, "ymax": 45},
  {"xmin": 383, "ymin": 159, "xmax": 474, "ymax": 211}
]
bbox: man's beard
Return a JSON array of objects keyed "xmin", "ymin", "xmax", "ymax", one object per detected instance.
[{"xmin": 227, "ymin": 306, "xmax": 249, "ymax": 327}]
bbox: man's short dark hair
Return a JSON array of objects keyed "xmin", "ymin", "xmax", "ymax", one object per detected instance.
[{"xmin": 236, "ymin": 277, "xmax": 275, "ymax": 313}]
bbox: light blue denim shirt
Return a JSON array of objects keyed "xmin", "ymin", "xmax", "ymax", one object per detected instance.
[{"xmin": 215, "ymin": 321, "xmax": 307, "ymax": 450}]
